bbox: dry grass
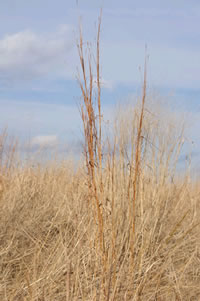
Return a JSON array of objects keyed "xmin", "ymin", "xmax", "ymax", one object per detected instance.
[
  {"xmin": 0, "ymin": 131, "xmax": 200, "ymax": 300},
  {"xmin": 1, "ymin": 15, "xmax": 200, "ymax": 301}
]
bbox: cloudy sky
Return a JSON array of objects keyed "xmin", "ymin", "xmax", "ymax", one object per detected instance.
[{"xmin": 0, "ymin": 0, "xmax": 199, "ymax": 169}]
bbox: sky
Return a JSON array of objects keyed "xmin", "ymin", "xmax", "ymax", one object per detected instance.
[{"xmin": 0, "ymin": 0, "xmax": 199, "ymax": 171}]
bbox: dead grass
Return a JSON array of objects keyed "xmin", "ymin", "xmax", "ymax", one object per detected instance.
[
  {"xmin": 0, "ymin": 14, "xmax": 200, "ymax": 301},
  {"xmin": 0, "ymin": 141, "xmax": 200, "ymax": 300}
]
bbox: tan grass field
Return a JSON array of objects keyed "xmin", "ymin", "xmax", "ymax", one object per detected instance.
[{"xmin": 0, "ymin": 16, "xmax": 200, "ymax": 301}]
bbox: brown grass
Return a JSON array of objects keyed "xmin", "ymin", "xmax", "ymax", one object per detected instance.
[{"xmin": 0, "ymin": 15, "xmax": 200, "ymax": 301}]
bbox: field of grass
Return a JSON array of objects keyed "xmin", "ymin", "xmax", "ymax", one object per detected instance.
[{"xmin": 1, "ymin": 17, "xmax": 200, "ymax": 301}]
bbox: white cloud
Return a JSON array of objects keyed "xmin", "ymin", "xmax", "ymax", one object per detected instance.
[
  {"xmin": 0, "ymin": 26, "xmax": 74, "ymax": 83},
  {"xmin": 93, "ymin": 78, "xmax": 114, "ymax": 90},
  {"xmin": 31, "ymin": 135, "xmax": 58, "ymax": 148}
]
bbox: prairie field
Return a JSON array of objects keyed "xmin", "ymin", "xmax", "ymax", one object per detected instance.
[
  {"xmin": 1, "ymin": 97, "xmax": 200, "ymax": 301},
  {"xmin": 1, "ymin": 19, "xmax": 200, "ymax": 301}
]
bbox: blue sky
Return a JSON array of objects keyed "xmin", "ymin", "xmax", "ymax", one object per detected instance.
[{"xmin": 0, "ymin": 0, "xmax": 199, "ymax": 170}]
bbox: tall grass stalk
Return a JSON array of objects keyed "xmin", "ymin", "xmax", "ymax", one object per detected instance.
[
  {"xmin": 130, "ymin": 56, "xmax": 147, "ymax": 264},
  {"xmin": 77, "ymin": 14, "xmax": 105, "ymax": 265}
]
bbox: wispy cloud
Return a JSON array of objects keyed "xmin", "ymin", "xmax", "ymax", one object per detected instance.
[
  {"xmin": 31, "ymin": 135, "xmax": 58, "ymax": 148},
  {"xmin": 0, "ymin": 26, "xmax": 74, "ymax": 84},
  {"xmin": 93, "ymin": 78, "xmax": 115, "ymax": 91}
]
